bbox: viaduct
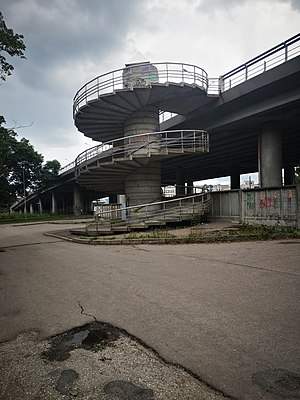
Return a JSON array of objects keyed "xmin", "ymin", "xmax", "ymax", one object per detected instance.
[{"xmin": 12, "ymin": 34, "xmax": 300, "ymax": 225}]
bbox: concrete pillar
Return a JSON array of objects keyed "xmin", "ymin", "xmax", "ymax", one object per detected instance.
[
  {"xmin": 176, "ymin": 167, "xmax": 185, "ymax": 196},
  {"xmin": 123, "ymin": 105, "xmax": 161, "ymax": 210},
  {"xmin": 296, "ymin": 184, "xmax": 300, "ymax": 229},
  {"xmin": 51, "ymin": 192, "xmax": 57, "ymax": 214},
  {"xmin": 259, "ymin": 124, "xmax": 282, "ymax": 187},
  {"xmin": 230, "ymin": 165, "xmax": 240, "ymax": 189},
  {"xmin": 117, "ymin": 194, "xmax": 127, "ymax": 220},
  {"xmin": 125, "ymin": 162, "xmax": 161, "ymax": 210},
  {"xmin": 29, "ymin": 203, "xmax": 34, "ymax": 214},
  {"xmin": 123, "ymin": 105, "xmax": 159, "ymax": 137},
  {"xmin": 38, "ymin": 198, "xmax": 43, "ymax": 214},
  {"xmin": 284, "ymin": 165, "xmax": 295, "ymax": 185},
  {"xmin": 109, "ymin": 194, "xmax": 118, "ymax": 204},
  {"xmin": 74, "ymin": 183, "xmax": 82, "ymax": 216},
  {"xmin": 186, "ymin": 180, "xmax": 193, "ymax": 195}
]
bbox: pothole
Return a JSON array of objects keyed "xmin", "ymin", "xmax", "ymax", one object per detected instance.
[
  {"xmin": 41, "ymin": 321, "xmax": 120, "ymax": 361},
  {"xmin": 104, "ymin": 380, "xmax": 154, "ymax": 399},
  {"xmin": 252, "ymin": 368, "xmax": 300, "ymax": 397}
]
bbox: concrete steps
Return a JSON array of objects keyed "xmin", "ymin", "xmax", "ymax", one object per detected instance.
[{"xmin": 73, "ymin": 200, "xmax": 210, "ymax": 237}]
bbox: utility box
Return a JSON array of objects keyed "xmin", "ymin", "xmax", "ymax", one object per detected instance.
[{"xmin": 123, "ymin": 61, "xmax": 159, "ymax": 89}]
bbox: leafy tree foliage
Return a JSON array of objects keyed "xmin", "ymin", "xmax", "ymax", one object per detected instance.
[
  {"xmin": 0, "ymin": 11, "xmax": 26, "ymax": 81},
  {"xmin": 0, "ymin": 118, "xmax": 61, "ymax": 211},
  {"xmin": 39, "ymin": 160, "xmax": 61, "ymax": 188},
  {"xmin": 0, "ymin": 117, "xmax": 43, "ymax": 210}
]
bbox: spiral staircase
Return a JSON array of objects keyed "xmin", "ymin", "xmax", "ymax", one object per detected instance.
[{"xmin": 73, "ymin": 61, "xmax": 212, "ymax": 228}]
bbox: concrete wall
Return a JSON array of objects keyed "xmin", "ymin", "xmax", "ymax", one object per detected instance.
[
  {"xmin": 211, "ymin": 190, "xmax": 240, "ymax": 221},
  {"xmin": 211, "ymin": 185, "xmax": 300, "ymax": 228}
]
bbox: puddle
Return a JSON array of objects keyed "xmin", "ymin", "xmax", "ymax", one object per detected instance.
[
  {"xmin": 252, "ymin": 368, "xmax": 300, "ymax": 397},
  {"xmin": 42, "ymin": 321, "xmax": 120, "ymax": 361}
]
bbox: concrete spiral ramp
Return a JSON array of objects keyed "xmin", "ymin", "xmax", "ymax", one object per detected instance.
[{"xmin": 73, "ymin": 61, "xmax": 212, "ymax": 217}]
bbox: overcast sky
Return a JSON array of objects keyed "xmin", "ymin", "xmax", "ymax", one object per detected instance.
[{"xmin": 1, "ymin": 0, "xmax": 299, "ymax": 176}]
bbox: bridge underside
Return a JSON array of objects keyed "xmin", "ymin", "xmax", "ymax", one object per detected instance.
[
  {"xmin": 161, "ymin": 99, "xmax": 300, "ymax": 184},
  {"xmin": 161, "ymin": 57, "xmax": 300, "ymax": 184}
]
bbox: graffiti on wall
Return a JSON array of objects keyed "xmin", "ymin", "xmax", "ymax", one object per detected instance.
[
  {"xmin": 245, "ymin": 192, "xmax": 255, "ymax": 209},
  {"xmin": 259, "ymin": 196, "xmax": 272, "ymax": 208}
]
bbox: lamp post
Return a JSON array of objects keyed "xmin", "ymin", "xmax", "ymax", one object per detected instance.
[{"xmin": 22, "ymin": 162, "xmax": 27, "ymax": 219}]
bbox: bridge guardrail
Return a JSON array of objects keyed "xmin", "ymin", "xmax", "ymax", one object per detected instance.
[{"xmin": 219, "ymin": 33, "xmax": 300, "ymax": 91}]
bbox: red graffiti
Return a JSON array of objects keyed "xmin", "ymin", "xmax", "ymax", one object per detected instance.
[{"xmin": 259, "ymin": 197, "xmax": 272, "ymax": 208}]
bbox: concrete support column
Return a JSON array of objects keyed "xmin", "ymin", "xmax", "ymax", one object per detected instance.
[
  {"xmin": 125, "ymin": 162, "xmax": 161, "ymax": 210},
  {"xmin": 284, "ymin": 165, "xmax": 295, "ymax": 185},
  {"xmin": 123, "ymin": 105, "xmax": 161, "ymax": 209},
  {"xmin": 29, "ymin": 203, "xmax": 34, "ymax": 214},
  {"xmin": 124, "ymin": 105, "xmax": 159, "ymax": 137},
  {"xmin": 186, "ymin": 180, "xmax": 193, "ymax": 195},
  {"xmin": 38, "ymin": 198, "xmax": 43, "ymax": 214},
  {"xmin": 296, "ymin": 184, "xmax": 300, "ymax": 229},
  {"xmin": 51, "ymin": 192, "xmax": 57, "ymax": 214},
  {"xmin": 74, "ymin": 184, "xmax": 82, "ymax": 216},
  {"xmin": 109, "ymin": 194, "xmax": 118, "ymax": 204},
  {"xmin": 259, "ymin": 124, "xmax": 282, "ymax": 187},
  {"xmin": 230, "ymin": 165, "xmax": 240, "ymax": 190},
  {"xmin": 176, "ymin": 167, "xmax": 185, "ymax": 197}
]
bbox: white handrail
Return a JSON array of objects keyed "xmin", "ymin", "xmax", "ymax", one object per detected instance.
[
  {"xmin": 95, "ymin": 192, "xmax": 211, "ymax": 222},
  {"xmin": 75, "ymin": 129, "xmax": 209, "ymax": 176},
  {"xmin": 220, "ymin": 33, "xmax": 300, "ymax": 91},
  {"xmin": 73, "ymin": 62, "xmax": 208, "ymax": 115}
]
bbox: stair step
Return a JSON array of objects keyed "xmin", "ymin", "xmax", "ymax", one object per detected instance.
[
  {"xmin": 128, "ymin": 223, "xmax": 149, "ymax": 230},
  {"xmin": 112, "ymin": 225, "xmax": 129, "ymax": 233}
]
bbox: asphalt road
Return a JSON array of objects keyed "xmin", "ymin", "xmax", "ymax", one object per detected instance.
[{"xmin": 0, "ymin": 222, "xmax": 299, "ymax": 399}]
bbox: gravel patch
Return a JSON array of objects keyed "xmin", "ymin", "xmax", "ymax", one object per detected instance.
[{"xmin": 0, "ymin": 327, "xmax": 228, "ymax": 400}]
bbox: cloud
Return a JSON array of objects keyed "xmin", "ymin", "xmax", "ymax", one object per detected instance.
[{"xmin": 0, "ymin": 0, "xmax": 299, "ymax": 167}]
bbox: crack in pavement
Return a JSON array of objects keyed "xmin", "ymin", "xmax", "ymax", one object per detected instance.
[
  {"xmin": 77, "ymin": 301, "xmax": 97, "ymax": 321},
  {"xmin": 0, "ymin": 240, "xmax": 64, "ymax": 250},
  {"xmin": 183, "ymin": 255, "xmax": 300, "ymax": 277},
  {"xmin": 74, "ymin": 303, "xmax": 237, "ymax": 399}
]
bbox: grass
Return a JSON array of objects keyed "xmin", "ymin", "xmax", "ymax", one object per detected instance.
[
  {"xmin": 124, "ymin": 229, "xmax": 175, "ymax": 240},
  {"xmin": 0, "ymin": 213, "xmax": 90, "ymax": 225},
  {"xmin": 188, "ymin": 223, "xmax": 300, "ymax": 242}
]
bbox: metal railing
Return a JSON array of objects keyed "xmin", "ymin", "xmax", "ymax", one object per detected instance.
[
  {"xmin": 75, "ymin": 130, "xmax": 209, "ymax": 176},
  {"xmin": 73, "ymin": 62, "xmax": 208, "ymax": 115},
  {"xmin": 94, "ymin": 192, "xmax": 211, "ymax": 223},
  {"xmin": 59, "ymin": 161, "xmax": 75, "ymax": 175},
  {"xmin": 219, "ymin": 33, "xmax": 300, "ymax": 91}
]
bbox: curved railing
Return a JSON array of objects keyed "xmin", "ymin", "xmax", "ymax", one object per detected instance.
[
  {"xmin": 73, "ymin": 62, "xmax": 208, "ymax": 116},
  {"xmin": 75, "ymin": 130, "xmax": 209, "ymax": 176},
  {"xmin": 94, "ymin": 191, "xmax": 211, "ymax": 223},
  {"xmin": 59, "ymin": 161, "xmax": 75, "ymax": 175}
]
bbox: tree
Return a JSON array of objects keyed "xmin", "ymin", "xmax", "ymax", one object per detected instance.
[
  {"xmin": 0, "ymin": 117, "xmax": 44, "ymax": 211},
  {"xmin": 39, "ymin": 160, "xmax": 61, "ymax": 188},
  {"xmin": 0, "ymin": 11, "xmax": 26, "ymax": 80}
]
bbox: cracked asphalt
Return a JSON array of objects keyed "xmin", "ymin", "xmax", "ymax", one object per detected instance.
[{"xmin": 0, "ymin": 222, "xmax": 300, "ymax": 399}]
